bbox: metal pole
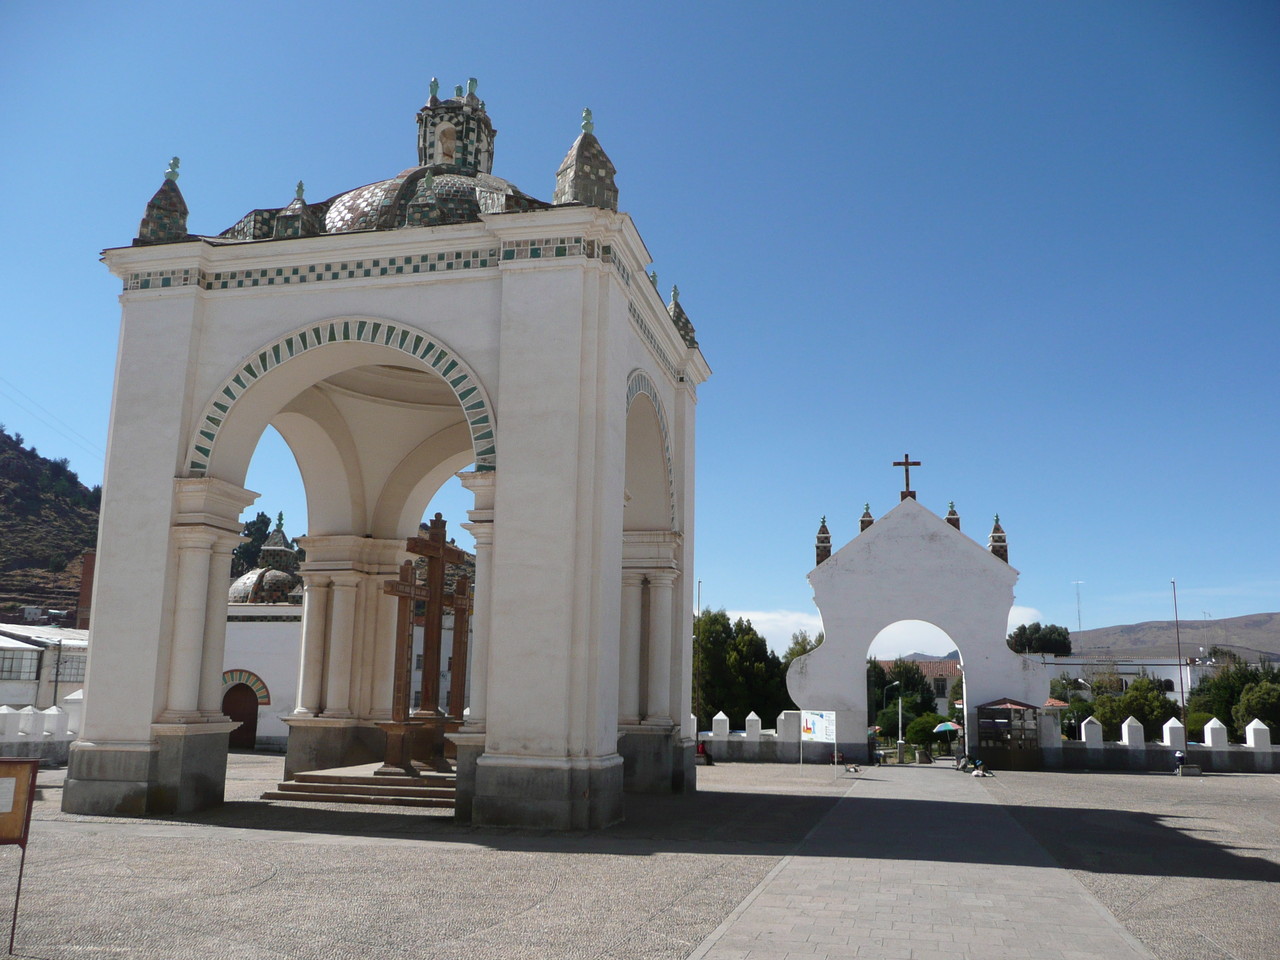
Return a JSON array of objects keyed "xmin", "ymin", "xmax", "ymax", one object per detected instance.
[
  {"xmin": 694, "ymin": 580, "xmax": 702, "ymax": 728},
  {"xmin": 1171, "ymin": 579, "xmax": 1186, "ymax": 719},
  {"xmin": 51, "ymin": 640, "xmax": 63, "ymax": 709},
  {"xmin": 8, "ymin": 844, "xmax": 26, "ymax": 955}
]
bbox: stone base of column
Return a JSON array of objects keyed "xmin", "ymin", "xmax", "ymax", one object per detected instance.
[
  {"xmin": 618, "ymin": 725, "xmax": 698, "ymax": 795},
  {"xmin": 472, "ymin": 753, "xmax": 624, "ymax": 830},
  {"xmin": 445, "ymin": 730, "xmax": 485, "ymax": 822},
  {"xmin": 373, "ymin": 720, "xmax": 428, "ymax": 777},
  {"xmin": 62, "ymin": 721, "xmax": 239, "ymax": 816},
  {"xmin": 282, "ymin": 717, "xmax": 374, "ymax": 781}
]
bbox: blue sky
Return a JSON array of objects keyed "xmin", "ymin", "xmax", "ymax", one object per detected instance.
[{"xmin": 2, "ymin": 2, "xmax": 1277, "ymax": 656}]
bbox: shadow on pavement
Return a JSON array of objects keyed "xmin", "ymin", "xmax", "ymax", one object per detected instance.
[{"xmin": 147, "ymin": 779, "xmax": 1280, "ymax": 885}]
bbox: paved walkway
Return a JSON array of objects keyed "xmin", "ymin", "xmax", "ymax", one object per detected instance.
[
  {"xmin": 689, "ymin": 764, "xmax": 1153, "ymax": 960},
  {"xmin": 16, "ymin": 755, "xmax": 1280, "ymax": 959}
]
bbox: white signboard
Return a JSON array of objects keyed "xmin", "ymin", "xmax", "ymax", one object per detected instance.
[{"xmin": 800, "ymin": 710, "xmax": 836, "ymax": 743}]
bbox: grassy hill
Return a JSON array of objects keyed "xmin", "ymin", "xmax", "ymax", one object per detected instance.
[
  {"xmin": 0, "ymin": 426, "xmax": 99, "ymax": 611},
  {"xmin": 1074, "ymin": 612, "xmax": 1280, "ymax": 661}
]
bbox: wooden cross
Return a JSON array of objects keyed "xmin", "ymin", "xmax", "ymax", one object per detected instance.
[
  {"xmin": 446, "ymin": 574, "xmax": 474, "ymax": 720},
  {"xmin": 406, "ymin": 513, "xmax": 469, "ymax": 717},
  {"xmin": 383, "ymin": 560, "xmax": 431, "ymax": 723},
  {"xmin": 893, "ymin": 453, "xmax": 921, "ymax": 501}
]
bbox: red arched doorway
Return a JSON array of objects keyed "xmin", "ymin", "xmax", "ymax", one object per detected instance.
[{"xmin": 222, "ymin": 683, "xmax": 259, "ymax": 749}]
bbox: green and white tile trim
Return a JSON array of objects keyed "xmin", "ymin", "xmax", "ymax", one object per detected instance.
[
  {"xmin": 626, "ymin": 369, "xmax": 676, "ymax": 528},
  {"xmin": 187, "ymin": 319, "xmax": 497, "ymax": 475},
  {"xmin": 122, "ymin": 236, "xmax": 635, "ymax": 292},
  {"xmin": 222, "ymin": 668, "xmax": 270, "ymax": 704},
  {"xmin": 628, "ymin": 300, "xmax": 679, "ymax": 380}
]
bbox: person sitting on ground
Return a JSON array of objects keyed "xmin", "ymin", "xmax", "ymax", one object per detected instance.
[{"xmin": 1172, "ymin": 750, "xmax": 1186, "ymax": 773}]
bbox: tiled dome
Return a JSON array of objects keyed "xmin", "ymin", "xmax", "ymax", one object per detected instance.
[{"xmin": 228, "ymin": 567, "xmax": 302, "ymax": 604}]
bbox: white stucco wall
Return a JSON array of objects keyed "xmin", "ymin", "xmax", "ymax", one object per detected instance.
[{"xmin": 788, "ymin": 498, "xmax": 1051, "ymax": 754}]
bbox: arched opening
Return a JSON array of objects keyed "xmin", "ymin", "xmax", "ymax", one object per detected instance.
[
  {"xmin": 194, "ymin": 328, "xmax": 493, "ymax": 771},
  {"xmin": 867, "ymin": 620, "xmax": 963, "ymax": 758},
  {"xmin": 222, "ymin": 683, "xmax": 260, "ymax": 749},
  {"xmin": 436, "ymin": 124, "xmax": 456, "ymax": 164}
]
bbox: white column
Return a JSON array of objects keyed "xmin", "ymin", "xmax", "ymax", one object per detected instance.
[
  {"xmin": 294, "ymin": 574, "xmax": 330, "ymax": 716},
  {"xmin": 460, "ymin": 519, "xmax": 494, "ymax": 729},
  {"xmin": 197, "ymin": 533, "xmax": 239, "ymax": 716},
  {"xmin": 618, "ymin": 571, "xmax": 645, "ymax": 724},
  {"xmin": 644, "ymin": 571, "xmax": 676, "ymax": 725},
  {"xmin": 160, "ymin": 527, "xmax": 217, "ymax": 720},
  {"xmin": 368, "ymin": 563, "xmax": 400, "ymax": 720},
  {"xmin": 322, "ymin": 573, "xmax": 360, "ymax": 717}
]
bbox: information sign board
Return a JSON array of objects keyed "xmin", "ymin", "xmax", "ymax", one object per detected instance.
[{"xmin": 800, "ymin": 710, "xmax": 837, "ymax": 743}]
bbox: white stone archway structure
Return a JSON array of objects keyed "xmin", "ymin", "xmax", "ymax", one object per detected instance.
[
  {"xmin": 787, "ymin": 498, "xmax": 1051, "ymax": 763},
  {"xmin": 63, "ymin": 88, "xmax": 709, "ymax": 829}
]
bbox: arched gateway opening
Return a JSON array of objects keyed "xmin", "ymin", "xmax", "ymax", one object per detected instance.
[
  {"xmin": 63, "ymin": 88, "xmax": 709, "ymax": 830},
  {"xmin": 788, "ymin": 497, "xmax": 1051, "ymax": 764}
]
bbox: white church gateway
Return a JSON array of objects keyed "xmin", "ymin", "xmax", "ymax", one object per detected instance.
[
  {"xmin": 788, "ymin": 469, "xmax": 1055, "ymax": 766},
  {"xmin": 65, "ymin": 81, "xmax": 710, "ymax": 829}
]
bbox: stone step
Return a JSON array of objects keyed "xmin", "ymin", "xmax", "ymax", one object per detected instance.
[
  {"xmin": 274, "ymin": 780, "xmax": 455, "ymax": 800},
  {"xmin": 294, "ymin": 771, "xmax": 455, "ymax": 788},
  {"xmin": 261, "ymin": 789, "xmax": 454, "ymax": 808}
]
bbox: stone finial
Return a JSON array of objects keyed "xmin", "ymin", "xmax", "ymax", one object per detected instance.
[
  {"xmin": 295, "ymin": 180, "xmax": 305, "ymax": 200},
  {"xmin": 860, "ymin": 503, "xmax": 874, "ymax": 532},
  {"xmin": 816, "ymin": 516, "xmax": 832, "ymax": 566},
  {"xmin": 988, "ymin": 514, "xmax": 1008, "ymax": 563},
  {"xmin": 276, "ymin": 512, "xmax": 285, "ymax": 530},
  {"xmin": 671, "ymin": 284, "xmax": 680, "ymax": 303},
  {"xmin": 454, "ymin": 84, "xmax": 464, "ymax": 98},
  {"xmin": 429, "ymin": 77, "xmax": 439, "ymax": 100},
  {"xmin": 945, "ymin": 500, "xmax": 960, "ymax": 531},
  {"xmin": 649, "ymin": 270, "xmax": 658, "ymax": 289},
  {"xmin": 581, "ymin": 107, "xmax": 594, "ymax": 134},
  {"xmin": 667, "ymin": 288, "xmax": 698, "ymax": 348},
  {"xmin": 467, "ymin": 77, "xmax": 478, "ymax": 96},
  {"xmin": 165, "ymin": 156, "xmax": 180, "ymax": 181}
]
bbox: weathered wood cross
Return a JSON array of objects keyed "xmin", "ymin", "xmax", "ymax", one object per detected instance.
[
  {"xmin": 382, "ymin": 560, "xmax": 430, "ymax": 723},
  {"xmin": 406, "ymin": 512, "xmax": 470, "ymax": 718},
  {"xmin": 893, "ymin": 453, "xmax": 921, "ymax": 501}
]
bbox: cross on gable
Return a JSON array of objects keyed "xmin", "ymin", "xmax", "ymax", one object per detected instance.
[{"xmin": 892, "ymin": 453, "xmax": 921, "ymax": 501}]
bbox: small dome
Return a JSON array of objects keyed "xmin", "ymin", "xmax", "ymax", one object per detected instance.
[{"xmin": 229, "ymin": 567, "xmax": 302, "ymax": 604}]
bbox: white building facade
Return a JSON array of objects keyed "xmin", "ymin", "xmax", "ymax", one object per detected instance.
[{"xmin": 65, "ymin": 84, "xmax": 709, "ymax": 828}]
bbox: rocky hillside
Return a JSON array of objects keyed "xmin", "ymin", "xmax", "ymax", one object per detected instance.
[
  {"xmin": 1074, "ymin": 612, "xmax": 1280, "ymax": 661},
  {"xmin": 0, "ymin": 426, "xmax": 99, "ymax": 610}
]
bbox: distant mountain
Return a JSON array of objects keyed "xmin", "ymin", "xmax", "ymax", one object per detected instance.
[
  {"xmin": 1073, "ymin": 612, "xmax": 1280, "ymax": 661},
  {"xmin": 0, "ymin": 427, "xmax": 99, "ymax": 611}
]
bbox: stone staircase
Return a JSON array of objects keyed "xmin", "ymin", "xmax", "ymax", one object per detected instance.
[{"xmin": 262, "ymin": 764, "xmax": 455, "ymax": 809}]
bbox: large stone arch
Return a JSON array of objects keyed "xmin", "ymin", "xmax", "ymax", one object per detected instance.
[
  {"xmin": 624, "ymin": 369, "xmax": 675, "ymax": 531},
  {"xmin": 186, "ymin": 318, "xmax": 496, "ymax": 482},
  {"xmin": 788, "ymin": 498, "xmax": 1050, "ymax": 763}
]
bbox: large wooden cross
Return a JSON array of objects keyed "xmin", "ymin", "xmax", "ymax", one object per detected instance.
[
  {"xmin": 893, "ymin": 453, "xmax": 921, "ymax": 501},
  {"xmin": 383, "ymin": 560, "xmax": 431, "ymax": 723},
  {"xmin": 406, "ymin": 513, "xmax": 469, "ymax": 717}
]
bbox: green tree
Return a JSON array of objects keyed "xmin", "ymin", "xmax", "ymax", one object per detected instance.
[
  {"xmin": 1188, "ymin": 657, "xmax": 1280, "ymax": 738},
  {"xmin": 1061, "ymin": 696, "xmax": 1095, "ymax": 739},
  {"xmin": 875, "ymin": 704, "xmax": 915, "ymax": 741},
  {"xmin": 947, "ymin": 674, "xmax": 965, "ymax": 722},
  {"xmin": 1092, "ymin": 677, "xmax": 1180, "ymax": 741},
  {"xmin": 1006, "ymin": 622, "xmax": 1072, "ymax": 656},
  {"xmin": 884, "ymin": 658, "xmax": 937, "ymax": 717},
  {"xmin": 783, "ymin": 629, "xmax": 823, "ymax": 664},
  {"xmin": 904, "ymin": 713, "xmax": 949, "ymax": 746},
  {"xmin": 1233, "ymin": 681, "xmax": 1280, "ymax": 737},
  {"xmin": 692, "ymin": 608, "xmax": 787, "ymax": 729}
]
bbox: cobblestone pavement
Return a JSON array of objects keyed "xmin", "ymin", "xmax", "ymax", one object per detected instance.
[{"xmin": 1, "ymin": 756, "xmax": 1275, "ymax": 959}]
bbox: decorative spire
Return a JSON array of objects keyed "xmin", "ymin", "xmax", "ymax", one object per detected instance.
[
  {"xmin": 667, "ymin": 285, "xmax": 698, "ymax": 348},
  {"xmin": 135, "ymin": 157, "xmax": 189, "ymax": 245},
  {"xmin": 553, "ymin": 107, "xmax": 618, "ymax": 211},
  {"xmin": 989, "ymin": 514, "xmax": 1008, "ymax": 563},
  {"xmin": 816, "ymin": 516, "xmax": 832, "ymax": 566},
  {"xmin": 295, "ymin": 180, "xmax": 305, "ymax": 200},
  {"xmin": 429, "ymin": 77, "xmax": 439, "ymax": 100},
  {"xmin": 454, "ymin": 84, "xmax": 464, "ymax": 98},
  {"xmin": 671, "ymin": 284, "xmax": 680, "ymax": 303},
  {"xmin": 467, "ymin": 77, "xmax": 478, "ymax": 97},
  {"xmin": 860, "ymin": 503, "xmax": 874, "ymax": 532},
  {"xmin": 945, "ymin": 501, "xmax": 960, "ymax": 531},
  {"xmin": 275, "ymin": 511, "xmax": 285, "ymax": 531},
  {"xmin": 273, "ymin": 179, "xmax": 322, "ymax": 238}
]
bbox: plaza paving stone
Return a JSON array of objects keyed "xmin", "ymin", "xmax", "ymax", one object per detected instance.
[{"xmin": 0, "ymin": 755, "xmax": 1275, "ymax": 959}]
